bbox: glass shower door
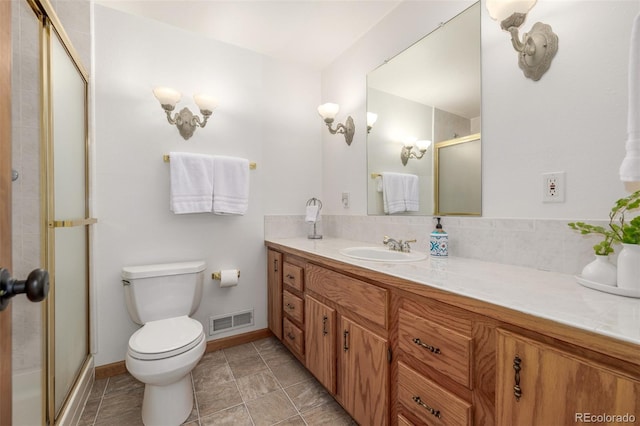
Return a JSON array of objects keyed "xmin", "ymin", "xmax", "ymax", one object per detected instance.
[{"xmin": 47, "ymin": 26, "xmax": 91, "ymax": 418}]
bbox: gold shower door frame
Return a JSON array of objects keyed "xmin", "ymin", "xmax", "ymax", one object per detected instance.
[{"xmin": 29, "ymin": 0, "xmax": 94, "ymax": 422}]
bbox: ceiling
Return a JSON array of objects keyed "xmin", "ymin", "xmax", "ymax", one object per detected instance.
[{"xmin": 95, "ymin": 0, "xmax": 404, "ymax": 70}]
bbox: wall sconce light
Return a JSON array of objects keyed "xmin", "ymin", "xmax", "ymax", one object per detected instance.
[
  {"xmin": 401, "ymin": 139, "xmax": 431, "ymax": 166},
  {"xmin": 486, "ymin": 0, "xmax": 558, "ymax": 81},
  {"xmin": 317, "ymin": 103, "xmax": 355, "ymax": 145},
  {"xmin": 153, "ymin": 87, "xmax": 218, "ymax": 140},
  {"xmin": 367, "ymin": 112, "xmax": 378, "ymax": 134}
]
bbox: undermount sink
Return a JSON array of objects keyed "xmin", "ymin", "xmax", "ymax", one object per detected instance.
[{"xmin": 339, "ymin": 246, "xmax": 427, "ymax": 262}]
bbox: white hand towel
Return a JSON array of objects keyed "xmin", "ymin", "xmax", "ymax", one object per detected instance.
[
  {"xmin": 212, "ymin": 155, "xmax": 250, "ymax": 215},
  {"xmin": 381, "ymin": 172, "xmax": 407, "ymax": 214},
  {"xmin": 169, "ymin": 152, "xmax": 214, "ymax": 214},
  {"xmin": 404, "ymin": 174, "xmax": 420, "ymax": 212},
  {"xmin": 305, "ymin": 205, "xmax": 320, "ymax": 223},
  {"xmin": 381, "ymin": 172, "xmax": 420, "ymax": 214}
]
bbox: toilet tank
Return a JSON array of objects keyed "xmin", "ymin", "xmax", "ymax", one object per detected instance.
[{"xmin": 122, "ymin": 260, "xmax": 206, "ymax": 325}]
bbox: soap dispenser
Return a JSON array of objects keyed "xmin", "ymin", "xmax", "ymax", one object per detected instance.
[{"xmin": 430, "ymin": 217, "xmax": 448, "ymax": 257}]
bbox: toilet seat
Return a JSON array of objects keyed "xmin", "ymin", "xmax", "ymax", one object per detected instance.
[{"xmin": 128, "ymin": 315, "xmax": 204, "ymax": 360}]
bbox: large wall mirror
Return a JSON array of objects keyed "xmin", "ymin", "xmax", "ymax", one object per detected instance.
[{"xmin": 366, "ymin": 2, "xmax": 481, "ymax": 216}]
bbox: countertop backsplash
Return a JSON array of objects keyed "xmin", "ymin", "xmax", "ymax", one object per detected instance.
[{"xmin": 265, "ymin": 215, "xmax": 610, "ymax": 276}]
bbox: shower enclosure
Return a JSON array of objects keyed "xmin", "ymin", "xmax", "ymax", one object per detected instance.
[{"xmin": 9, "ymin": 0, "xmax": 94, "ymax": 424}]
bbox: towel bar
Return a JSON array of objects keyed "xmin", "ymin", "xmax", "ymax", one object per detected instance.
[
  {"xmin": 163, "ymin": 154, "xmax": 256, "ymax": 169},
  {"xmin": 371, "ymin": 173, "xmax": 381, "ymax": 178}
]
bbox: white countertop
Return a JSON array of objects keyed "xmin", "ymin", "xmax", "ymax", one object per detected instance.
[{"xmin": 266, "ymin": 237, "xmax": 640, "ymax": 347}]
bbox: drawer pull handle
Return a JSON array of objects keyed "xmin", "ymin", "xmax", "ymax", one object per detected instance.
[
  {"xmin": 287, "ymin": 332, "xmax": 296, "ymax": 341},
  {"xmin": 513, "ymin": 355, "xmax": 522, "ymax": 401},
  {"xmin": 413, "ymin": 338, "xmax": 441, "ymax": 354},
  {"xmin": 286, "ymin": 303, "xmax": 295, "ymax": 310},
  {"xmin": 343, "ymin": 330, "xmax": 349, "ymax": 352},
  {"xmin": 412, "ymin": 396, "xmax": 441, "ymax": 418},
  {"xmin": 322, "ymin": 315, "xmax": 328, "ymax": 336},
  {"xmin": 274, "ymin": 259, "xmax": 278, "ymax": 272},
  {"xmin": 286, "ymin": 274, "xmax": 295, "ymax": 280}
]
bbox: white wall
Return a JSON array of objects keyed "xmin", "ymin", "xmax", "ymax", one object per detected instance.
[
  {"xmin": 93, "ymin": 0, "xmax": 640, "ymax": 366},
  {"xmin": 321, "ymin": 1, "xmax": 474, "ymax": 215},
  {"xmin": 93, "ymin": 6, "xmax": 321, "ymax": 366},
  {"xmin": 322, "ymin": 0, "xmax": 640, "ymax": 220}
]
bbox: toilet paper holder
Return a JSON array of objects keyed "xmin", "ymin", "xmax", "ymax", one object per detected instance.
[{"xmin": 212, "ymin": 270, "xmax": 240, "ymax": 280}]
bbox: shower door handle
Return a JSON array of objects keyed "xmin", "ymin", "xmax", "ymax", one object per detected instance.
[{"xmin": 0, "ymin": 267, "xmax": 49, "ymax": 311}]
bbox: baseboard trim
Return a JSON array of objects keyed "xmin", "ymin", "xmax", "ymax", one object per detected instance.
[
  {"xmin": 95, "ymin": 328, "xmax": 273, "ymax": 380},
  {"xmin": 205, "ymin": 328, "xmax": 272, "ymax": 353},
  {"xmin": 95, "ymin": 360, "xmax": 127, "ymax": 380}
]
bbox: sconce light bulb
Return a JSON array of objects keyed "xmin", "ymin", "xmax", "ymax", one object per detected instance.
[
  {"xmin": 317, "ymin": 103, "xmax": 340, "ymax": 120},
  {"xmin": 194, "ymin": 93, "xmax": 218, "ymax": 114},
  {"xmin": 153, "ymin": 86, "xmax": 181, "ymax": 108},
  {"xmin": 403, "ymin": 137, "xmax": 417, "ymax": 148},
  {"xmin": 367, "ymin": 112, "xmax": 378, "ymax": 127},
  {"xmin": 416, "ymin": 140, "xmax": 432, "ymax": 151},
  {"xmin": 486, "ymin": 0, "xmax": 536, "ymax": 22}
]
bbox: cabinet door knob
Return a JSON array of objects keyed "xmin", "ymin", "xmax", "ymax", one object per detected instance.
[
  {"xmin": 343, "ymin": 330, "xmax": 349, "ymax": 352},
  {"xmin": 412, "ymin": 396, "xmax": 441, "ymax": 418},
  {"xmin": 322, "ymin": 315, "xmax": 328, "ymax": 336},
  {"xmin": 413, "ymin": 338, "xmax": 441, "ymax": 354},
  {"xmin": 513, "ymin": 355, "xmax": 522, "ymax": 401}
]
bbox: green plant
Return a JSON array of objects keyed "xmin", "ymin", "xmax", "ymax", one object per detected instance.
[
  {"xmin": 567, "ymin": 222, "xmax": 615, "ymax": 255},
  {"xmin": 609, "ymin": 190, "xmax": 640, "ymax": 244},
  {"xmin": 568, "ymin": 190, "xmax": 640, "ymax": 255}
]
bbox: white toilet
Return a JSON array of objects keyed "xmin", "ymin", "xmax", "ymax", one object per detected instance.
[{"xmin": 122, "ymin": 260, "xmax": 207, "ymax": 426}]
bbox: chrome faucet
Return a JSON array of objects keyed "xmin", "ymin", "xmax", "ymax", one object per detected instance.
[
  {"xmin": 383, "ymin": 236, "xmax": 417, "ymax": 252},
  {"xmin": 400, "ymin": 239, "xmax": 417, "ymax": 253},
  {"xmin": 383, "ymin": 236, "xmax": 402, "ymax": 251}
]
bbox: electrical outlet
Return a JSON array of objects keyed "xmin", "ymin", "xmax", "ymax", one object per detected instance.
[
  {"xmin": 542, "ymin": 172, "xmax": 565, "ymax": 203},
  {"xmin": 341, "ymin": 192, "xmax": 350, "ymax": 209}
]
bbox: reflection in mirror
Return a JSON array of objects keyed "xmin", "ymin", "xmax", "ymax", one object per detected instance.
[
  {"xmin": 366, "ymin": 2, "xmax": 481, "ymax": 216},
  {"xmin": 435, "ymin": 134, "xmax": 481, "ymax": 215}
]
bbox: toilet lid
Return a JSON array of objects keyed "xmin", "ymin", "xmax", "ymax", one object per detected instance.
[{"xmin": 128, "ymin": 316, "xmax": 204, "ymax": 360}]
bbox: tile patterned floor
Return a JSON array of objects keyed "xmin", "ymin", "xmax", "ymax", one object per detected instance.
[{"xmin": 79, "ymin": 337, "xmax": 356, "ymax": 425}]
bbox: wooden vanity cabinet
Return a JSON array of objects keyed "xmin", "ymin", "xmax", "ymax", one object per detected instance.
[
  {"xmin": 394, "ymin": 292, "xmax": 479, "ymax": 426},
  {"xmin": 267, "ymin": 249, "xmax": 282, "ymax": 339},
  {"xmin": 305, "ymin": 263, "xmax": 390, "ymax": 426},
  {"xmin": 305, "ymin": 295, "xmax": 336, "ymax": 393},
  {"xmin": 340, "ymin": 315, "xmax": 389, "ymax": 425},
  {"xmin": 496, "ymin": 328, "xmax": 640, "ymax": 426},
  {"xmin": 280, "ymin": 255, "xmax": 306, "ymax": 361},
  {"xmin": 265, "ymin": 243, "xmax": 640, "ymax": 426}
]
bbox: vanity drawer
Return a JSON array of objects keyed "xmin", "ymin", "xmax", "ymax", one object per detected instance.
[
  {"xmin": 398, "ymin": 415, "xmax": 414, "ymax": 426},
  {"xmin": 399, "ymin": 309, "xmax": 472, "ymax": 388},
  {"xmin": 398, "ymin": 362, "xmax": 471, "ymax": 426},
  {"xmin": 283, "ymin": 290, "xmax": 304, "ymax": 323},
  {"xmin": 305, "ymin": 263, "xmax": 387, "ymax": 329},
  {"xmin": 283, "ymin": 318, "xmax": 304, "ymax": 357},
  {"xmin": 283, "ymin": 262, "xmax": 304, "ymax": 292}
]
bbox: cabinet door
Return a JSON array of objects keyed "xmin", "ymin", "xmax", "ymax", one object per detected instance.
[
  {"xmin": 340, "ymin": 316, "xmax": 389, "ymax": 426},
  {"xmin": 305, "ymin": 296, "xmax": 336, "ymax": 393},
  {"xmin": 267, "ymin": 249, "xmax": 282, "ymax": 339},
  {"xmin": 497, "ymin": 329, "xmax": 640, "ymax": 426}
]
